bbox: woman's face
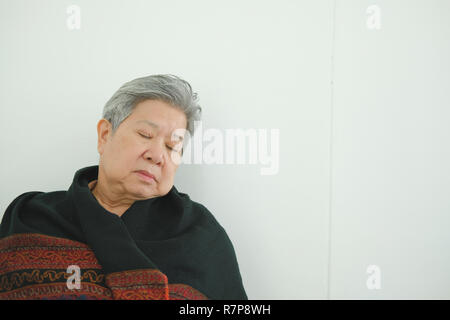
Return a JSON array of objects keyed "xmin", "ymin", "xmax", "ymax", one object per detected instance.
[{"xmin": 96, "ymin": 99, "xmax": 187, "ymax": 200}]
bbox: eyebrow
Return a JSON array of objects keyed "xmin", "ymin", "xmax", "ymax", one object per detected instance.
[
  {"xmin": 136, "ymin": 120, "xmax": 184, "ymax": 142},
  {"xmin": 136, "ymin": 120, "xmax": 159, "ymax": 129}
]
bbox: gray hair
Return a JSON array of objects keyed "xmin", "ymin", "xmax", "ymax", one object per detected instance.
[{"xmin": 102, "ymin": 74, "xmax": 202, "ymax": 138}]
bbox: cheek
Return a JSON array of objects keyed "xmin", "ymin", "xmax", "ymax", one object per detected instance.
[
  {"xmin": 117, "ymin": 140, "xmax": 143, "ymax": 158},
  {"xmin": 161, "ymin": 164, "xmax": 177, "ymax": 181},
  {"xmin": 167, "ymin": 151, "xmax": 183, "ymax": 168},
  {"xmin": 106, "ymin": 141, "xmax": 141, "ymax": 171}
]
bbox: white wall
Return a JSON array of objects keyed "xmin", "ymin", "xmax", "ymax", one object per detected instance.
[
  {"xmin": 330, "ymin": 0, "xmax": 450, "ymax": 299},
  {"xmin": 0, "ymin": 0, "xmax": 449, "ymax": 299}
]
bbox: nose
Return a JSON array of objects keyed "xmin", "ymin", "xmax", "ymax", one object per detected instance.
[{"xmin": 144, "ymin": 140, "xmax": 165, "ymax": 166}]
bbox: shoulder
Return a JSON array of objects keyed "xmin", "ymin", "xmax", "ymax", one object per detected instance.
[
  {"xmin": 1, "ymin": 191, "xmax": 44, "ymax": 224},
  {"xmin": 172, "ymin": 187, "xmax": 226, "ymax": 234},
  {"xmin": 3, "ymin": 190, "xmax": 67, "ymax": 212},
  {"xmin": 174, "ymin": 188, "xmax": 240, "ymax": 255},
  {"xmin": 171, "ymin": 187, "xmax": 240, "ymax": 255},
  {"xmin": 0, "ymin": 191, "xmax": 40, "ymax": 237},
  {"xmin": 0, "ymin": 190, "xmax": 76, "ymax": 239},
  {"xmin": 191, "ymin": 200, "xmax": 224, "ymax": 231}
]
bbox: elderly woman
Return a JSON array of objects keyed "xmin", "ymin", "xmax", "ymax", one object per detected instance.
[{"xmin": 0, "ymin": 74, "xmax": 247, "ymax": 300}]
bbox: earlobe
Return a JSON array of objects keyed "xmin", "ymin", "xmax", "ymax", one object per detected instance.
[{"xmin": 97, "ymin": 143, "xmax": 103, "ymax": 155}]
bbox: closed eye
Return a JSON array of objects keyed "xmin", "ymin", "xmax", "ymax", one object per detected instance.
[
  {"xmin": 139, "ymin": 133, "xmax": 152, "ymax": 139},
  {"xmin": 139, "ymin": 133, "xmax": 174, "ymax": 151}
]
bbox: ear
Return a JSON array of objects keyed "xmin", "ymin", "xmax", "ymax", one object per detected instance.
[{"xmin": 97, "ymin": 119, "xmax": 112, "ymax": 155}]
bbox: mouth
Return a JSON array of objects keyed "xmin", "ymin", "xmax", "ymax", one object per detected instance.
[{"xmin": 136, "ymin": 170, "xmax": 157, "ymax": 183}]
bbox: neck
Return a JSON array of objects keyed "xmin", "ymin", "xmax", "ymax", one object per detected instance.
[{"xmin": 89, "ymin": 179, "xmax": 134, "ymax": 217}]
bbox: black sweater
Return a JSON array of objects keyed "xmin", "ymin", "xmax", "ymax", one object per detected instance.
[{"xmin": 0, "ymin": 165, "xmax": 247, "ymax": 300}]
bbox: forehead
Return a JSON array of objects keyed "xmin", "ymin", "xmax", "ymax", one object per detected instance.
[{"xmin": 128, "ymin": 99, "xmax": 187, "ymax": 130}]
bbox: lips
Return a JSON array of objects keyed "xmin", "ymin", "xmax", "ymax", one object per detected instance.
[{"xmin": 136, "ymin": 170, "xmax": 157, "ymax": 182}]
